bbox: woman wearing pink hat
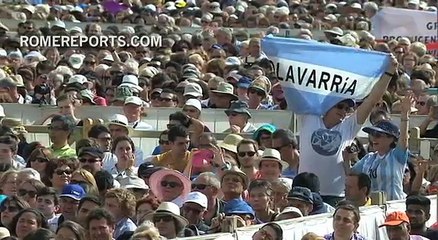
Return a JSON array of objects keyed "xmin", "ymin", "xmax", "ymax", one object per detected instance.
[{"xmin": 148, "ymin": 168, "xmax": 191, "ymax": 208}]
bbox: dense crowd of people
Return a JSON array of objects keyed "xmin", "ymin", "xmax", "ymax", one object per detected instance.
[{"xmin": 0, "ymin": 0, "xmax": 435, "ymax": 239}]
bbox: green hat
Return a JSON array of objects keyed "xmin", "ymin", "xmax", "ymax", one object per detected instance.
[{"xmin": 113, "ymin": 86, "xmax": 134, "ymax": 102}]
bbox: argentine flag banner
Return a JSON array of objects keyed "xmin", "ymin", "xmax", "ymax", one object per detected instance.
[{"xmin": 262, "ymin": 35, "xmax": 391, "ymax": 116}]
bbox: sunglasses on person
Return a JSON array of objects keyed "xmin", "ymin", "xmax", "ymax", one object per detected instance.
[
  {"xmin": 79, "ymin": 158, "xmax": 100, "ymax": 164},
  {"xmin": 84, "ymin": 60, "xmax": 96, "ymax": 65},
  {"xmin": 55, "ymin": 169, "xmax": 73, "ymax": 175},
  {"xmin": 153, "ymin": 215, "xmax": 174, "ymax": 223},
  {"xmin": 18, "ymin": 189, "xmax": 37, "ymax": 198},
  {"xmin": 191, "ymin": 184, "xmax": 211, "ymax": 190},
  {"xmin": 30, "ymin": 157, "xmax": 48, "ymax": 163},
  {"xmin": 249, "ymin": 88, "xmax": 265, "ymax": 97},
  {"xmin": 1, "ymin": 206, "xmax": 18, "ymax": 212},
  {"xmin": 160, "ymin": 181, "xmax": 181, "ymax": 188},
  {"xmin": 238, "ymin": 151, "xmax": 256, "ymax": 157}
]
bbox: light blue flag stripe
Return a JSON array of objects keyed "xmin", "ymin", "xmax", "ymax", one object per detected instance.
[
  {"xmin": 262, "ymin": 35, "xmax": 390, "ymax": 78},
  {"xmin": 261, "ymin": 35, "xmax": 391, "ymax": 115}
]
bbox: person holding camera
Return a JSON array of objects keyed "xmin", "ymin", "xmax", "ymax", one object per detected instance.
[{"xmin": 342, "ymin": 95, "xmax": 413, "ymax": 201}]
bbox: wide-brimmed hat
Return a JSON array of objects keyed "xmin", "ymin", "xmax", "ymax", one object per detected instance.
[
  {"xmin": 324, "ymin": 27, "xmax": 343, "ymax": 36},
  {"xmin": 275, "ymin": 206, "xmax": 303, "ymax": 220},
  {"xmin": 221, "ymin": 166, "xmax": 249, "ymax": 190},
  {"xmin": 225, "ymin": 100, "xmax": 252, "ymax": 118},
  {"xmin": 255, "ymin": 148, "xmax": 289, "ymax": 171},
  {"xmin": 149, "ymin": 168, "xmax": 191, "ymax": 201},
  {"xmin": 184, "ymin": 82, "xmax": 203, "ymax": 98},
  {"xmin": 362, "ymin": 120, "xmax": 400, "ymax": 139},
  {"xmin": 107, "ymin": 114, "xmax": 133, "ymax": 134},
  {"xmin": 208, "ymin": 1, "xmax": 222, "ymax": 14},
  {"xmin": 119, "ymin": 176, "xmax": 149, "ymax": 190},
  {"xmin": 10, "ymin": 75, "xmax": 24, "ymax": 88},
  {"xmin": 80, "ymin": 89, "xmax": 96, "ymax": 105},
  {"xmin": 249, "ymin": 76, "xmax": 271, "ymax": 97},
  {"xmin": 1, "ymin": 118, "xmax": 27, "ymax": 134},
  {"xmin": 144, "ymin": 202, "xmax": 189, "ymax": 229},
  {"xmin": 120, "ymin": 75, "xmax": 143, "ymax": 92},
  {"xmin": 218, "ymin": 134, "xmax": 244, "ymax": 153},
  {"xmin": 211, "ymin": 82, "xmax": 238, "ymax": 100},
  {"xmin": 69, "ymin": 54, "xmax": 85, "ymax": 70}
]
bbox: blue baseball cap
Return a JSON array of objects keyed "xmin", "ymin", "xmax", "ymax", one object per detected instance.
[
  {"xmin": 362, "ymin": 120, "xmax": 400, "ymax": 139},
  {"xmin": 224, "ymin": 199, "xmax": 255, "ymax": 218},
  {"xmin": 237, "ymin": 76, "xmax": 252, "ymax": 89},
  {"xmin": 60, "ymin": 184, "xmax": 86, "ymax": 201}
]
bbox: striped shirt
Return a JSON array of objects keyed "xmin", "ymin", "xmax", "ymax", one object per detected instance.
[{"xmin": 352, "ymin": 145, "xmax": 408, "ymax": 200}]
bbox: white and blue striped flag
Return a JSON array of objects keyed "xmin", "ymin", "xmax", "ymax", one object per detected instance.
[{"xmin": 262, "ymin": 35, "xmax": 391, "ymax": 116}]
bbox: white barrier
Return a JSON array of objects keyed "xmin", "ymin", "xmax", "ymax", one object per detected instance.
[
  {"xmin": 1, "ymin": 104, "xmax": 294, "ymax": 132},
  {"xmin": 2, "ymin": 104, "xmax": 294, "ymax": 154},
  {"xmin": 234, "ymin": 206, "xmax": 388, "ymax": 240},
  {"xmin": 180, "ymin": 196, "xmax": 438, "ymax": 240}
]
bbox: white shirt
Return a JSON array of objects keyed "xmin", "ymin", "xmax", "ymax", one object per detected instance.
[
  {"xmin": 102, "ymin": 152, "xmax": 118, "ymax": 172},
  {"xmin": 104, "ymin": 149, "xmax": 144, "ymax": 170},
  {"xmin": 109, "ymin": 165, "xmax": 138, "ymax": 179},
  {"xmin": 47, "ymin": 214, "xmax": 60, "ymax": 232},
  {"xmin": 134, "ymin": 148, "xmax": 144, "ymax": 167},
  {"xmin": 298, "ymin": 113, "xmax": 361, "ymax": 196},
  {"xmin": 128, "ymin": 120, "xmax": 154, "ymax": 131}
]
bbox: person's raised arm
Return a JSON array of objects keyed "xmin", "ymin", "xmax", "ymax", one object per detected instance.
[
  {"xmin": 419, "ymin": 106, "xmax": 436, "ymax": 136},
  {"xmin": 356, "ymin": 56, "xmax": 398, "ymax": 124},
  {"xmin": 398, "ymin": 94, "xmax": 414, "ymax": 150}
]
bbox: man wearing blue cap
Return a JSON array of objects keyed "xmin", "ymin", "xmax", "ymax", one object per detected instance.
[{"xmin": 57, "ymin": 184, "xmax": 86, "ymax": 227}]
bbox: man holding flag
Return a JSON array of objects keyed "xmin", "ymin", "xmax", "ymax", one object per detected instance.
[{"xmin": 262, "ymin": 36, "xmax": 397, "ymax": 206}]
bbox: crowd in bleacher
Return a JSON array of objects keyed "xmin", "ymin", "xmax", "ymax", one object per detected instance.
[{"xmin": 0, "ymin": 0, "xmax": 435, "ymax": 239}]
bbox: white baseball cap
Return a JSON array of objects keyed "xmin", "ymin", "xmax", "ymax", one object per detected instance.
[
  {"xmin": 184, "ymin": 191, "xmax": 208, "ymax": 209},
  {"xmin": 124, "ymin": 96, "xmax": 143, "ymax": 106},
  {"xmin": 184, "ymin": 99, "xmax": 202, "ymax": 111}
]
